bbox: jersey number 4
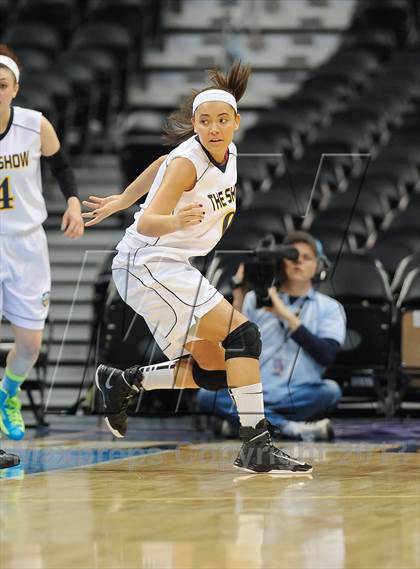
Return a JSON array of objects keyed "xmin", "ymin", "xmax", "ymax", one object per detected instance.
[{"xmin": 0, "ymin": 177, "xmax": 14, "ymax": 210}]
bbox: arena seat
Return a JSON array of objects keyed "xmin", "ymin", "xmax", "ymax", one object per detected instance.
[
  {"xmin": 391, "ymin": 136, "xmax": 420, "ymax": 165},
  {"xmin": 341, "ymin": 28, "xmax": 397, "ymax": 61},
  {"xmin": 217, "ymin": 226, "xmax": 272, "ymax": 251},
  {"xmin": 12, "ymin": 47, "xmax": 51, "ymax": 72},
  {"xmin": 279, "ymin": 161, "xmax": 334, "ymax": 201},
  {"xmin": 6, "ymin": 22, "xmax": 62, "ymax": 60},
  {"xmin": 367, "ymin": 158, "xmax": 419, "ymax": 194},
  {"xmin": 307, "ymin": 227, "xmax": 359, "ymax": 260},
  {"xmin": 326, "ymin": 186, "xmax": 394, "ymax": 231},
  {"xmin": 271, "ymin": 97, "xmax": 326, "ymax": 131},
  {"xmin": 384, "ymin": 63, "xmax": 420, "ymax": 86},
  {"xmin": 71, "ymin": 21, "xmax": 133, "ymax": 61},
  {"xmin": 241, "ymin": 123, "xmax": 301, "ymax": 161},
  {"xmin": 16, "ymin": 0, "xmax": 78, "ymax": 46},
  {"xmin": 310, "ymin": 64, "xmax": 370, "ymax": 92},
  {"xmin": 69, "ymin": 48, "xmax": 119, "ymax": 131},
  {"xmin": 14, "ymin": 88, "xmax": 56, "ymax": 124},
  {"xmin": 120, "ymin": 137, "xmax": 166, "ymax": 188},
  {"xmin": 298, "ymin": 76, "xmax": 353, "ymax": 109},
  {"xmin": 233, "ymin": 209, "xmax": 290, "ymax": 242},
  {"xmin": 71, "ymin": 22, "xmax": 133, "ymax": 108},
  {"xmin": 388, "ymin": 209, "xmax": 420, "ymax": 232},
  {"xmin": 397, "ymin": 267, "xmax": 420, "ymax": 308},
  {"xmin": 314, "ymin": 126, "xmax": 375, "ymax": 163},
  {"xmin": 20, "ymin": 71, "xmax": 73, "ymax": 140},
  {"xmin": 318, "ymin": 253, "xmax": 394, "ymax": 400},
  {"xmin": 85, "ymin": 0, "xmax": 148, "ymax": 68},
  {"xmin": 325, "ymin": 48, "xmax": 381, "ymax": 76},
  {"xmin": 352, "ymin": 0, "xmax": 412, "ymax": 47},
  {"xmin": 300, "ymin": 143, "xmax": 354, "ymax": 182},
  {"xmin": 207, "ymin": 263, "xmax": 237, "ymax": 302},
  {"xmin": 374, "ymin": 226, "xmax": 420, "ymax": 249},
  {"xmin": 371, "ymin": 76, "xmax": 420, "ymax": 103},
  {"xmin": 0, "ymin": 0, "xmax": 13, "ymax": 28},
  {"xmin": 378, "ymin": 144, "xmax": 420, "ymax": 176},
  {"xmin": 368, "ymin": 229, "xmax": 420, "ymax": 276},
  {"xmin": 392, "ymin": 252, "xmax": 420, "ymax": 294},
  {"xmin": 97, "ymin": 290, "xmax": 167, "ymax": 369},
  {"xmin": 51, "ymin": 58, "xmax": 96, "ymax": 153},
  {"xmin": 309, "ymin": 209, "xmax": 376, "ymax": 248},
  {"xmin": 236, "ymin": 139, "xmax": 279, "ymax": 192},
  {"xmin": 205, "ymin": 251, "xmax": 244, "ymax": 287},
  {"xmin": 328, "ymin": 109, "xmax": 384, "ymax": 146},
  {"xmin": 357, "ymin": 176, "xmax": 408, "ymax": 209},
  {"xmin": 257, "ymin": 105, "xmax": 318, "ymax": 144},
  {"xmin": 354, "ymin": 92, "xmax": 411, "ymax": 125},
  {"xmin": 246, "ymin": 181, "xmax": 317, "ymax": 228}
]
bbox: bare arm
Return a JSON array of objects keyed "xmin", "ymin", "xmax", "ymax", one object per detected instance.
[
  {"xmin": 41, "ymin": 117, "xmax": 84, "ymax": 238},
  {"xmin": 82, "ymin": 155, "xmax": 167, "ymax": 226},
  {"xmin": 138, "ymin": 157, "xmax": 204, "ymax": 237},
  {"xmin": 117, "ymin": 154, "xmax": 168, "ymax": 208}
]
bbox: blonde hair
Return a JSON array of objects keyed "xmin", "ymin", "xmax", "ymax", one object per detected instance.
[{"xmin": 163, "ymin": 61, "xmax": 251, "ymax": 146}]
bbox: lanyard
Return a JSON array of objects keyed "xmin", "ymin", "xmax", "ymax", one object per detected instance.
[{"xmin": 260, "ymin": 295, "xmax": 308, "ymax": 369}]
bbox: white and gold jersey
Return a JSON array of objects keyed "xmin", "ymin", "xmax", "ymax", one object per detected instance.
[
  {"xmin": 0, "ymin": 106, "xmax": 46, "ymax": 235},
  {"xmin": 120, "ymin": 135, "xmax": 237, "ymax": 261}
]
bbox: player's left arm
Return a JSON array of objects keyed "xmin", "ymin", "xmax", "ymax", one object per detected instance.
[{"xmin": 40, "ymin": 116, "xmax": 84, "ymax": 239}]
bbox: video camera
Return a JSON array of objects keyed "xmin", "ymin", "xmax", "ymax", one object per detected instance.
[{"xmin": 243, "ymin": 235, "xmax": 299, "ymax": 308}]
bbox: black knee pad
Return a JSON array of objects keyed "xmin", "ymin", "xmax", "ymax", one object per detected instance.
[
  {"xmin": 221, "ymin": 321, "xmax": 262, "ymax": 360},
  {"xmin": 192, "ymin": 361, "xmax": 228, "ymax": 391}
]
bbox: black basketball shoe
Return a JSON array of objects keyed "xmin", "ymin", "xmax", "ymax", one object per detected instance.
[
  {"xmin": 234, "ymin": 419, "xmax": 313, "ymax": 474},
  {"xmin": 95, "ymin": 364, "xmax": 144, "ymax": 438},
  {"xmin": 0, "ymin": 449, "xmax": 20, "ymax": 469}
]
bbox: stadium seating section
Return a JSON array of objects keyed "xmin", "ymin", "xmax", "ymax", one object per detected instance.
[{"xmin": 1, "ymin": 0, "xmax": 419, "ymax": 416}]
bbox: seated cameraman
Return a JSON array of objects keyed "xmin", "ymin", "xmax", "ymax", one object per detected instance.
[{"xmin": 196, "ymin": 231, "xmax": 346, "ymax": 441}]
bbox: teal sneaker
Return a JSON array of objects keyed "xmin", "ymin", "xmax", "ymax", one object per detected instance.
[{"xmin": 0, "ymin": 390, "xmax": 25, "ymax": 441}]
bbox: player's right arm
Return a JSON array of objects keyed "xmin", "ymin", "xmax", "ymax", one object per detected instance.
[
  {"xmin": 138, "ymin": 157, "xmax": 205, "ymax": 237},
  {"xmin": 82, "ymin": 154, "xmax": 167, "ymax": 226}
]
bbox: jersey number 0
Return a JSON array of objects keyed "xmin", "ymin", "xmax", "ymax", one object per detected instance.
[{"xmin": 0, "ymin": 177, "xmax": 14, "ymax": 210}]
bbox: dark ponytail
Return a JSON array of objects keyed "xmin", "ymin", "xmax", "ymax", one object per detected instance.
[{"xmin": 163, "ymin": 61, "xmax": 251, "ymax": 146}]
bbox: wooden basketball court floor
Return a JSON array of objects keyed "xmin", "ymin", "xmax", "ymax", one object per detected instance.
[{"xmin": 1, "ymin": 421, "xmax": 419, "ymax": 569}]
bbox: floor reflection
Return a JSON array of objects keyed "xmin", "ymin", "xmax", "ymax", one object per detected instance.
[{"xmin": 0, "ymin": 443, "xmax": 418, "ymax": 569}]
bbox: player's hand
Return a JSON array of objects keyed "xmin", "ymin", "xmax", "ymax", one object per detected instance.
[
  {"xmin": 174, "ymin": 203, "xmax": 205, "ymax": 230},
  {"xmin": 82, "ymin": 195, "xmax": 124, "ymax": 227},
  {"xmin": 61, "ymin": 199, "xmax": 84, "ymax": 239}
]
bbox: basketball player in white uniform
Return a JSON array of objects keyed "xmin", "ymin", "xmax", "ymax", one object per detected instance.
[
  {"xmin": 0, "ymin": 45, "xmax": 84, "ymax": 451},
  {"xmin": 84, "ymin": 62, "xmax": 312, "ymax": 474}
]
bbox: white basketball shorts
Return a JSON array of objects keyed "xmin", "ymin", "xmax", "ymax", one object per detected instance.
[
  {"xmin": 0, "ymin": 225, "xmax": 51, "ymax": 330},
  {"xmin": 112, "ymin": 249, "xmax": 223, "ymax": 360}
]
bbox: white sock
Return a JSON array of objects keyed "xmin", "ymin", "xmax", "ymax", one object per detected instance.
[
  {"xmin": 138, "ymin": 360, "xmax": 178, "ymax": 390},
  {"xmin": 229, "ymin": 383, "xmax": 265, "ymax": 428}
]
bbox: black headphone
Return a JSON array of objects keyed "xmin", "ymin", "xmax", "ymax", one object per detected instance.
[{"xmin": 282, "ymin": 231, "xmax": 331, "ymax": 283}]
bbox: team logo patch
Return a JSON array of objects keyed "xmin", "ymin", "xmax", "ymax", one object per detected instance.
[{"xmin": 41, "ymin": 291, "xmax": 50, "ymax": 307}]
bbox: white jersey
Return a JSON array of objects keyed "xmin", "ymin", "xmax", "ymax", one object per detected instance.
[
  {"xmin": 0, "ymin": 106, "xmax": 46, "ymax": 235},
  {"xmin": 119, "ymin": 135, "xmax": 237, "ymax": 261}
]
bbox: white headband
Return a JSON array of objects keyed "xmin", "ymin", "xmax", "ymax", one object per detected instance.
[
  {"xmin": 0, "ymin": 56, "xmax": 20, "ymax": 82},
  {"xmin": 192, "ymin": 89, "xmax": 237, "ymax": 115}
]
